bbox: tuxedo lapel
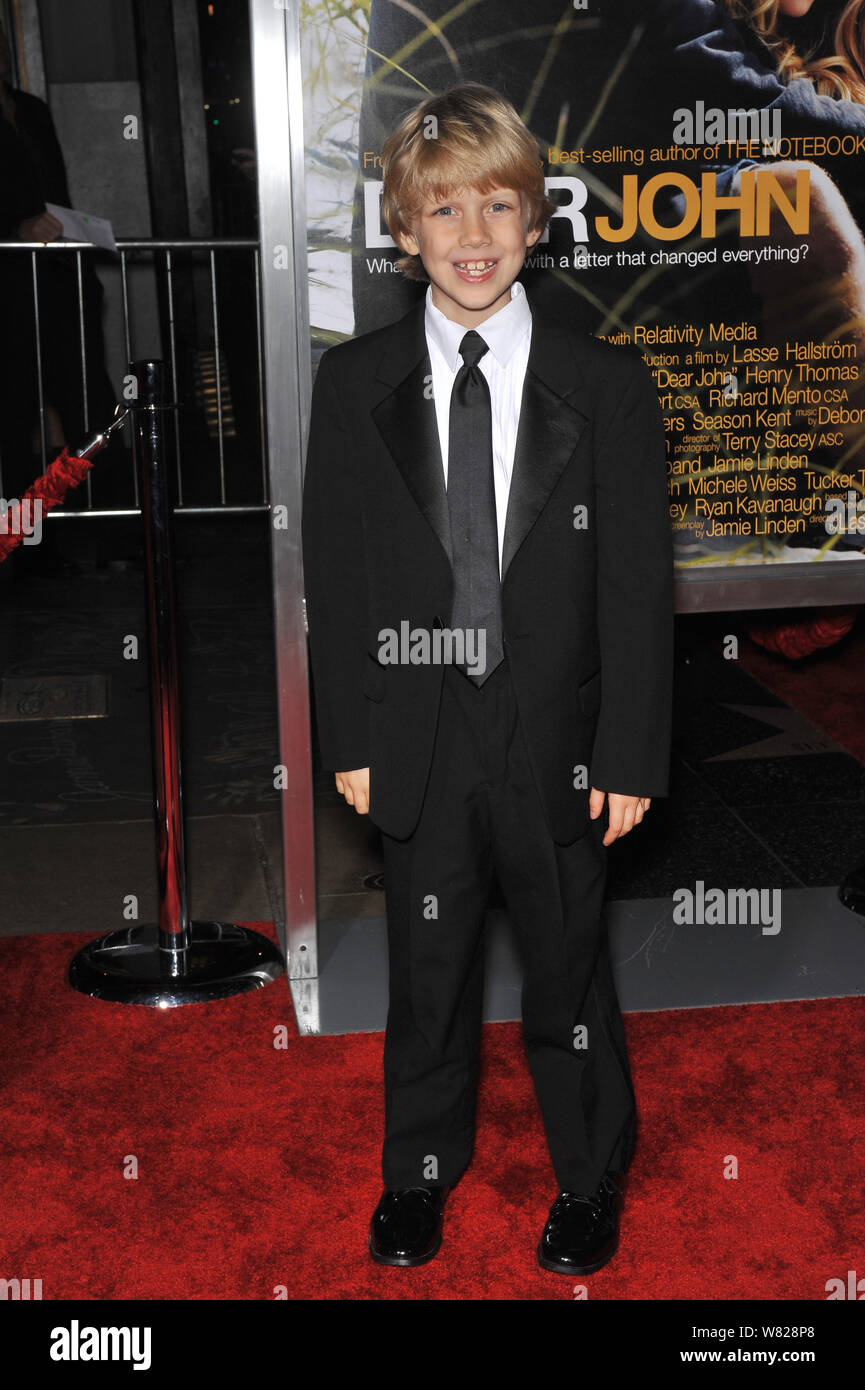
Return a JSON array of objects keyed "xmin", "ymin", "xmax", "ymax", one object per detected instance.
[
  {"xmin": 369, "ymin": 295, "xmax": 592, "ymax": 583},
  {"xmin": 501, "ymin": 310, "xmax": 590, "ymax": 583},
  {"xmin": 371, "ymin": 304, "xmax": 452, "ymax": 566}
]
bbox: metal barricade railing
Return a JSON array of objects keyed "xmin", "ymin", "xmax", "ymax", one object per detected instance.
[{"xmin": 0, "ymin": 238, "xmax": 268, "ymax": 516}]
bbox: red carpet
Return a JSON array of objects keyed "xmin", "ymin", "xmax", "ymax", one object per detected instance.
[{"xmin": 2, "ymin": 926, "xmax": 863, "ymax": 1300}]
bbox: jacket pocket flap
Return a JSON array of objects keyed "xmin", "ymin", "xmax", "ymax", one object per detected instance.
[
  {"xmin": 578, "ymin": 668, "xmax": 601, "ymax": 717},
  {"xmin": 362, "ymin": 658, "xmax": 386, "ymax": 702}
]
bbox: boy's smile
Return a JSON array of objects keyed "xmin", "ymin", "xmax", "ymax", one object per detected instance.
[{"xmin": 396, "ymin": 185, "xmax": 542, "ymax": 327}]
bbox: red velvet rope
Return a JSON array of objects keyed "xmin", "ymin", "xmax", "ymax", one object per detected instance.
[
  {"xmin": 748, "ymin": 606, "xmax": 859, "ymax": 659},
  {"xmin": 0, "ymin": 447, "xmax": 93, "ymax": 562}
]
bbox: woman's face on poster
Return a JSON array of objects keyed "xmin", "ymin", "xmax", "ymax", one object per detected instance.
[{"xmin": 778, "ymin": 0, "xmax": 817, "ymax": 17}]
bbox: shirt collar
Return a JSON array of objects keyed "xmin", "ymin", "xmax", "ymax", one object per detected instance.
[{"xmin": 424, "ymin": 280, "xmax": 532, "ymax": 372}]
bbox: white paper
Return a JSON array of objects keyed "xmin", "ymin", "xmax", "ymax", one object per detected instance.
[{"xmin": 45, "ymin": 202, "xmax": 117, "ymax": 252}]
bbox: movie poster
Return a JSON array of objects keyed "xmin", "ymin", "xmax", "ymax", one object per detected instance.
[{"xmin": 299, "ymin": 0, "xmax": 865, "ymax": 574}]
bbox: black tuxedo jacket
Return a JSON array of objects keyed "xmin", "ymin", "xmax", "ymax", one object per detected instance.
[{"xmin": 301, "ymin": 293, "xmax": 674, "ymax": 844}]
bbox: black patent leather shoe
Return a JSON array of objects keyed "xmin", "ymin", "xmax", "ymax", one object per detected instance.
[
  {"xmin": 537, "ymin": 1174, "xmax": 624, "ymax": 1275},
  {"xmin": 369, "ymin": 1186, "xmax": 449, "ymax": 1266}
]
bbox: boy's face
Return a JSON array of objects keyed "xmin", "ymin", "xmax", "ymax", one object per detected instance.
[{"xmin": 396, "ymin": 185, "xmax": 543, "ymax": 327}]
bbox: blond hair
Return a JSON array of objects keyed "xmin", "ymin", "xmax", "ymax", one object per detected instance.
[
  {"xmin": 380, "ymin": 82, "xmax": 554, "ymax": 281},
  {"xmin": 721, "ymin": 0, "xmax": 865, "ymax": 101}
]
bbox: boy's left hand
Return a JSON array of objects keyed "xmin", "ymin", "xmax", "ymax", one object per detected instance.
[{"xmin": 589, "ymin": 788, "xmax": 651, "ymax": 846}]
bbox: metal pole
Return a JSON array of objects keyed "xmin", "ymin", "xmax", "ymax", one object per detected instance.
[
  {"xmin": 69, "ymin": 366, "xmax": 284, "ymax": 1005},
  {"xmin": 135, "ymin": 360, "xmax": 190, "ymax": 964},
  {"xmin": 249, "ymin": 0, "xmax": 317, "ymax": 990}
]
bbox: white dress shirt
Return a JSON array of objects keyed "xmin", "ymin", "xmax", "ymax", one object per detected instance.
[{"xmin": 424, "ymin": 281, "xmax": 532, "ymax": 574}]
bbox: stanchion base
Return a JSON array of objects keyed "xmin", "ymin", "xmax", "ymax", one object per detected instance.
[
  {"xmin": 838, "ymin": 866, "xmax": 865, "ymax": 919},
  {"xmin": 68, "ymin": 921, "xmax": 285, "ymax": 1006}
]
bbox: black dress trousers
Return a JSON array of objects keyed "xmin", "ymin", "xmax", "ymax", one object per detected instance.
[{"xmin": 379, "ymin": 655, "xmax": 637, "ymax": 1195}]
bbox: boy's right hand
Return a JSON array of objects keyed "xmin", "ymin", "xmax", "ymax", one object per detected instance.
[{"xmin": 335, "ymin": 768, "xmax": 370, "ymax": 815}]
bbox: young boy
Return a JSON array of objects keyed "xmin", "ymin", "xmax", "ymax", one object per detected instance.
[{"xmin": 301, "ymin": 83, "xmax": 674, "ymax": 1275}]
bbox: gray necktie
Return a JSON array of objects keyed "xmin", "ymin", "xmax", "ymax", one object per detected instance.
[{"xmin": 446, "ymin": 331, "xmax": 503, "ymax": 687}]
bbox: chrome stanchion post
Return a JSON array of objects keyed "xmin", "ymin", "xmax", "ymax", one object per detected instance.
[
  {"xmin": 135, "ymin": 360, "xmax": 189, "ymax": 971},
  {"xmin": 69, "ymin": 362, "xmax": 284, "ymax": 1005}
]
